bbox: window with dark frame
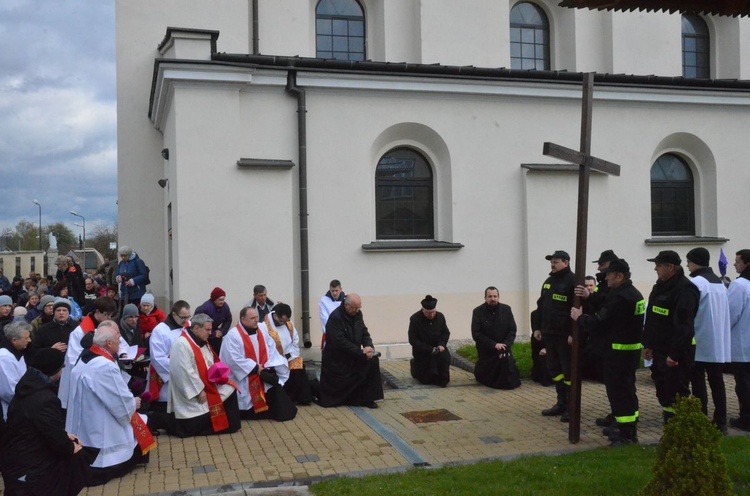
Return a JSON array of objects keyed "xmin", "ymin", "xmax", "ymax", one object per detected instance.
[
  {"xmin": 316, "ymin": 0, "xmax": 365, "ymax": 61},
  {"xmin": 682, "ymin": 14, "xmax": 710, "ymax": 79},
  {"xmin": 650, "ymin": 153, "xmax": 695, "ymax": 236},
  {"xmin": 510, "ymin": 2, "xmax": 550, "ymax": 70},
  {"xmin": 375, "ymin": 147, "xmax": 434, "ymax": 240}
]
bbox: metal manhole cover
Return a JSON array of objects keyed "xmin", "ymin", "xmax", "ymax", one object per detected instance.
[{"xmin": 402, "ymin": 408, "xmax": 462, "ymax": 424}]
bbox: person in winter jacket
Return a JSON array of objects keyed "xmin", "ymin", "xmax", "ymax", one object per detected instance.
[
  {"xmin": 116, "ymin": 245, "xmax": 150, "ymax": 306},
  {"xmin": 0, "ymin": 348, "xmax": 90, "ymax": 496}
]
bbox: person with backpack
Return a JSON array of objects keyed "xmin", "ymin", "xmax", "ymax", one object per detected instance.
[{"xmin": 116, "ymin": 246, "xmax": 150, "ymax": 306}]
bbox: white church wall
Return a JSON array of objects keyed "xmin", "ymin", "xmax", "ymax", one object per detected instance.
[{"xmin": 611, "ymin": 11, "xmax": 680, "ymax": 76}]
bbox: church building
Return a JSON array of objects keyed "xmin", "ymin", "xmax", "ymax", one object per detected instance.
[{"xmin": 116, "ymin": 0, "xmax": 750, "ymax": 347}]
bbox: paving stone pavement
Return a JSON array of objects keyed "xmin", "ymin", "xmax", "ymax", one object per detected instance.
[{"xmin": 4, "ymin": 358, "xmax": 743, "ymax": 496}]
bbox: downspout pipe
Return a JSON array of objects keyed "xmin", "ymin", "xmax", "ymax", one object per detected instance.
[
  {"xmin": 252, "ymin": 0, "xmax": 259, "ymax": 55},
  {"xmin": 286, "ymin": 70, "xmax": 312, "ymax": 348}
]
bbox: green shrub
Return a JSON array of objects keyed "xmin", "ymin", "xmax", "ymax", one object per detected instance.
[
  {"xmin": 456, "ymin": 342, "xmax": 532, "ymax": 379},
  {"xmin": 640, "ymin": 396, "xmax": 733, "ymax": 496}
]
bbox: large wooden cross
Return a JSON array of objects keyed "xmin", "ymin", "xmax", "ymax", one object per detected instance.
[{"xmin": 542, "ymin": 72, "xmax": 622, "ymax": 443}]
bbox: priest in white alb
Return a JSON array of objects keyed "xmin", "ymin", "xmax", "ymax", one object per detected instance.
[
  {"xmin": 159, "ymin": 313, "xmax": 240, "ymax": 437},
  {"xmin": 260, "ymin": 303, "xmax": 313, "ymax": 405},
  {"xmin": 65, "ymin": 320, "xmax": 155, "ymax": 486},
  {"xmin": 220, "ymin": 306, "xmax": 297, "ymax": 421},
  {"xmin": 147, "ymin": 300, "xmax": 192, "ymax": 409}
]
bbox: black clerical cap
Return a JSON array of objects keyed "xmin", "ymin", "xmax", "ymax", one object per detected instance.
[{"xmin": 421, "ymin": 295, "xmax": 438, "ymax": 310}]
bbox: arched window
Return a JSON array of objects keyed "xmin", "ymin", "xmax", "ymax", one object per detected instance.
[
  {"xmin": 682, "ymin": 15, "xmax": 710, "ymax": 79},
  {"xmin": 375, "ymin": 148, "xmax": 434, "ymax": 240},
  {"xmin": 316, "ymin": 0, "xmax": 365, "ymax": 61},
  {"xmin": 510, "ymin": 2, "xmax": 550, "ymax": 70},
  {"xmin": 651, "ymin": 154, "xmax": 695, "ymax": 236}
]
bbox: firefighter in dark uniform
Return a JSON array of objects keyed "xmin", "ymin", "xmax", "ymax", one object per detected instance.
[
  {"xmin": 643, "ymin": 250, "xmax": 699, "ymax": 425},
  {"xmin": 576, "ymin": 249, "xmax": 620, "ymax": 424},
  {"xmin": 533, "ymin": 250, "xmax": 576, "ymax": 422},
  {"xmin": 571, "ymin": 259, "xmax": 645, "ymax": 446}
]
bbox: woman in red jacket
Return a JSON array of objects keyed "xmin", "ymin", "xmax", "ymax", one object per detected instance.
[{"xmin": 137, "ymin": 293, "xmax": 165, "ymax": 352}]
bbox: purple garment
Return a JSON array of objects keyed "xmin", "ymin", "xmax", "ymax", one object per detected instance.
[{"xmin": 194, "ymin": 299, "xmax": 233, "ymax": 336}]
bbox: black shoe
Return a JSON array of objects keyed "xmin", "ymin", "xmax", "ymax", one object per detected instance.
[
  {"xmin": 609, "ymin": 436, "xmax": 638, "ymax": 447},
  {"xmin": 602, "ymin": 424, "xmax": 620, "ymax": 437},
  {"xmin": 542, "ymin": 404, "xmax": 566, "ymax": 416},
  {"xmin": 560, "ymin": 411, "xmax": 570, "ymax": 423},
  {"xmin": 363, "ymin": 401, "xmax": 379, "ymax": 409},
  {"xmin": 730, "ymin": 418, "xmax": 750, "ymax": 432},
  {"xmin": 596, "ymin": 413, "xmax": 615, "ymax": 427}
]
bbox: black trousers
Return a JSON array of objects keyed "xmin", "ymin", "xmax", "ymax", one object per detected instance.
[
  {"xmin": 604, "ymin": 348, "xmax": 640, "ymax": 424},
  {"xmin": 543, "ymin": 334, "xmax": 571, "ymax": 384},
  {"xmin": 650, "ymin": 350, "xmax": 691, "ymax": 412},
  {"xmin": 733, "ymin": 362, "xmax": 750, "ymax": 424},
  {"xmin": 690, "ymin": 361, "xmax": 727, "ymax": 424}
]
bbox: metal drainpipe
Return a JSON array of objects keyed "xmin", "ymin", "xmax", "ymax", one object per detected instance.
[
  {"xmin": 286, "ymin": 71, "xmax": 312, "ymax": 348},
  {"xmin": 252, "ymin": 0, "xmax": 259, "ymax": 54}
]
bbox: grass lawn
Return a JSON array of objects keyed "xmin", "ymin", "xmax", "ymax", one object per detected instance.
[
  {"xmin": 457, "ymin": 342, "xmax": 533, "ymax": 378},
  {"xmin": 311, "ymin": 436, "xmax": 750, "ymax": 496}
]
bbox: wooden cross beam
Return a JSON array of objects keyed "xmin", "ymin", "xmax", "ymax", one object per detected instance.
[{"xmin": 542, "ymin": 72, "xmax": 622, "ymax": 444}]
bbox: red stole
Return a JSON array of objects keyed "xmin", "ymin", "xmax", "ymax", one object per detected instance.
[
  {"xmin": 236, "ymin": 324, "xmax": 269, "ymax": 413},
  {"xmin": 180, "ymin": 331, "xmax": 230, "ymax": 433},
  {"xmin": 89, "ymin": 345, "xmax": 157, "ymax": 455},
  {"xmin": 80, "ymin": 315, "xmax": 96, "ymax": 334}
]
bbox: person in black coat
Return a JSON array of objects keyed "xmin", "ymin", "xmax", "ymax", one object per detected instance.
[
  {"xmin": 408, "ymin": 295, "xmax": 451, "ymax": 387},
  {"xmin": 0, "ymin": 348, "xmax": 91, "ymax": 496},
  {"xmin": 318, "ymin": 293, "xmax": 384, "ymax": 408},
  {"xmin": 472, "ymin": 287, "xmax": 521, "ymax": 390}
]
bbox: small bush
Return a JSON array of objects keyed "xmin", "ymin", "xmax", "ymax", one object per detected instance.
[
  {"xmin": 640, "ymin": 396, "xmax": 733, "ymax": 496},
  {"xmin": 457, "ymin": 342, "xmax": 533, "ymax": 379}
]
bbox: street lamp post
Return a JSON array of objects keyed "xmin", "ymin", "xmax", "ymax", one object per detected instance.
[
  {"xmin": 70, "ymin": 211, "xmax": 86, "ymax": 270},
  {"xmin": 32, "ymin": 199, "xmax": 42, "ymax": 251}
]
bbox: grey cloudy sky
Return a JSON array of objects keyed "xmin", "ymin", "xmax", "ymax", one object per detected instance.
[{"xmin": 0, "ymin": 0, "xmax": 117, "ymax": 234}]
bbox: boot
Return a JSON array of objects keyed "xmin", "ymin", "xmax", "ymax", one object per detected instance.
[
  {"xmin": 596, "ymin": 413, "xmax": 615, "ymax": 427},
  {"xmin": 602, "ymin": 423, "xmax": 620, "ymax": 437},
  {"xmin": 559, "ymin": 384, "xmax": 570, "ymax": 422},
  {"xmin": 542, "ymin": 382, "xmax": 566, "ymax": 416},
  {"xmin": 609, "ymin": 423, "xmax": 638, "ymax": 447}
]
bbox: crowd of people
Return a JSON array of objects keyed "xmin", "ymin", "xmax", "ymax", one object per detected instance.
[{"xmin": 1, "ymin": 242, "xmax": 750, "ymax": 492}]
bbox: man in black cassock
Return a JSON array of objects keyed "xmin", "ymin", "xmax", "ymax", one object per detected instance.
[
  {"xmin": 471, "ymin": 286, "xmax": 520, "ymax": 390},
  {"xmin": 318, "ymin": 293, "xmax": 384, "ymax": 408},
  {"xmin": 408, "ymin": 295, "xmax": 451, "ymax": 387}
]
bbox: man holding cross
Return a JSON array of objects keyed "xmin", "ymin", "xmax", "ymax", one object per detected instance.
[{"xmin": 533, "ymin": 250, "xmax": 576, "ymax": 422}]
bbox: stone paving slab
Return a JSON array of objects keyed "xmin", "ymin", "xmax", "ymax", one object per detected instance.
[{"xmin": 2, "ymin": 359, "xmax": 740, "ymax": 496}]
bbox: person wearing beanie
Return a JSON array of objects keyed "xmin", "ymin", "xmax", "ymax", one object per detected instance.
[
  {"xmin": 138, "ymin": 293, "xmax": 165, "ymax": 351},
  {"xmin": 0, "ymin": 294, "xmax": 13, "ymax": 335},
  {"xmin": 120, "ymin": 304, "xmax": 144, "ymax": 348},
  {"xmin": 29, "ymin": 296, "xmax": 79, "ymax": 359},
  {"xmin": 29, "ymin": 294, "xmax": 57, "ymax": 341},
  {"xmin": 643, "ymin": 250, "xmax": 700, "ymax": 426},
  {"xmin": 572, "ymin": 259, "xmax": 645, "ymax": 446},
  {"xmin": 409, "ymin": 295, "xmax": 451, "ymax": 387},
  {"xmin": 686, "ymin": 247, "xmax": 732, "ymax": 434},
  {"xmin": 195, "ymin": 287, "xmax": 233, "ymax": 354},
  {"xmin": 116, "ymin": 245, "xmax": 151, "ymax": 306},
  {"xmin": 13, "ymin": 306, "xmax": 28, "ymax": 321},
  {"xmin": 0, "ymin": 347, "xmax": 91, "ymax": 496}
]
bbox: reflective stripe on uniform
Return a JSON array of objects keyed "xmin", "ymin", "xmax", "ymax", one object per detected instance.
[
  {"xmin": 552, "ymin": 294, "xmax": 568, "ymax": 302},
  {"xmin": 612, "ymin": 343, "xmax": 643, "ymax": 351},
  {"xmin": 615, "ymin": 412, "xmax": 639, "ymax": 424},
  {"xmin": 543, "ymin": 284, "xmax": 551, "ymax": 289},
  {"xmin": 564, "ymin": 380, "xmax": 571, "ymax": 386},
  {"xmin": 635, "ymin": 300, "xmax": 646, "ymax": 316},
  {"xmin": 553, "ymin": 374, "xmax": 565, "ymax": 382},
  {"xmin": 663, "ymin": 406, "xmax": 675, "ymax": 413},
  {"xmin": 651, "ymin": 305, "xmax": 669, "ymax": 316}
]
